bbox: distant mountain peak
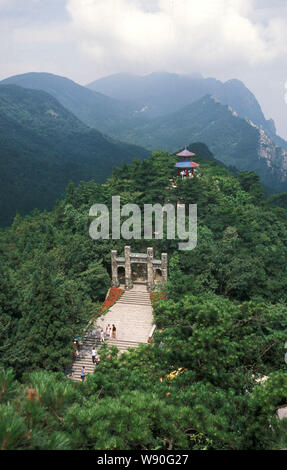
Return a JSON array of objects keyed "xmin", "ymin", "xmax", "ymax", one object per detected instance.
[{"xmin": 2, "ymin": 71, "xmax": 73, "ymax": 83}]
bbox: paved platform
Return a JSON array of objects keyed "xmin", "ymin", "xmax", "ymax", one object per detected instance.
[
  {"xmin": 71, "ymin": 285, "xmax": 154, "ymax": 381},
  {"xmin": 96, "ymin": 285, "xmax": 153, "ymax": 343}
]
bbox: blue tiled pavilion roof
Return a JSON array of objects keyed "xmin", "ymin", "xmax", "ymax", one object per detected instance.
[{"xmin": 175, "ymin": 161, "xmax": 200, "ymax": 168}]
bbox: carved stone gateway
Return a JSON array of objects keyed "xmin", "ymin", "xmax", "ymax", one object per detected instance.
[{"xmin": 111, "ymin": 246, "xmax": 168, "ymax": 291}]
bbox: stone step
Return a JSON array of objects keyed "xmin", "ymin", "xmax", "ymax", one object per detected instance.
[
  {"xmin": 116, "ymin": 298, "xmax": 151, "ymax": 302},
  {"xmin": 121, "ymin": 292, "xmax": 150, "ymax": 296},
  {"xmin": 108, "ymin": 344, "xmax": 142, "ymax": 350},
  {"xmin": 76, "ymin": 338, "xmax": 145, "ymax": 351},
  {"xmin": 120, "ymin": 291, "xmax": 150, "ymax": 299},
  {"xmin": 119, "ymin": 294, "xmax": 150, "ymax": 297},
  {"xmin": 120, "ymin": 297, "xmax": 150, "ymax": 300},
  {"xmin": 108, "ymin": 340, "xmax": 143, "ymax": 347},
  {"xmin": 118, "ymin": 294, "xmax": 151, "ymax": 298},
  {"xmin": 119, "ymin": 297, "xmax": 151, "ymax": 301},
  {"xmin": 98, "ymin": 313, "xmax": 153, "ymax": 318},
  {"xmin": 119, "ymin": 298, "xmax": 151, "ymax": 303},
  {"xmin": 118, "ymin": 298, "xmax": 151, "ymax": 301},
  {"xmin": 96, "ymin": 317, "xmax": 153, "ymax": 323},
  {"xmin": 117, "ymin": 302, "xmax": 152, "ymax": 306},
  {"xmin": 72, "ymin": 363, "xmax": 96, "ymax": 372},
  {"xmin": 117, "ymin": 304, "xmax": 152, "ymax": 307}
]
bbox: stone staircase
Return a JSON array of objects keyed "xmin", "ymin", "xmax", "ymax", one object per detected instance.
[
  {"xmin": 71, "ymin": 285, "xmax": 154, "ymax": 381},
  {"xmin": 117, "ymin": 288, "xmax": 152, "ymax": 306},
  {"xmin": 71, "ymin": 333, "xmax": 100, "ymax": 381}
]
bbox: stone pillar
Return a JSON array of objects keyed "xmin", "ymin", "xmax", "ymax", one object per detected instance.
[
  {"xmin": 124, "ymin": 246, "xmax": 133, "ymax": 290},
  {"xmin": 147, "ymin": 247, "xmax": 154, "ymax": 291},
  {"xmin": 111, "ymin": 250, "xmax": 119, "ymax": 287},
  {"xmin": 161, "ymin": 253, "xmax": 168, "ymax": 283}
]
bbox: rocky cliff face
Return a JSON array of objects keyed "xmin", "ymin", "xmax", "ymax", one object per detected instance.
[
  {"xmin": 245, "ymin": 117, "xmax": 287, "ymax": 188},
  {"xmin": 258, "ymin": 128, "xmax": 287, "ymax": 181}
]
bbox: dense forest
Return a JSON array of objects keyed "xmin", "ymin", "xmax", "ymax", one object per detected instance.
[{"xmin": 1, "ymin": 143, "xmax": 287, "ymax": 450}]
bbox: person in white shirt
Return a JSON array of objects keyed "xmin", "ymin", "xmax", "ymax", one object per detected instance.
[{"xmin": 92, "ymin": 347, "xmax": 97, "ymax": 363}]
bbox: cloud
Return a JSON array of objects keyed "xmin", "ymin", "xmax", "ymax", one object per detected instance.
[
  {"xmin": 0, "ymin": 0, "xmax": 286, "ymax": 138},
  {"xmin": 2, "ymin": 0, "xmax": 286, "ymax": 78},
  {"xmin": 0, "ymin": 0, "xmax": 72, "ymax": 78},
  {"xmin": 65, "ymin": 0, "xmax": 287, "ymax": 74}
]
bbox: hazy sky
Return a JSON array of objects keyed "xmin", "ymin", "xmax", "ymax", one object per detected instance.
[{"xmin": 1, "ymin": 0, "xmax": 287, "ymax": 138}]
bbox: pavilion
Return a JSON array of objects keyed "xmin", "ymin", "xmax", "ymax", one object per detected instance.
[{"xmin": 175, "ymin": 147, "xmax": 200, "ymax": 178}]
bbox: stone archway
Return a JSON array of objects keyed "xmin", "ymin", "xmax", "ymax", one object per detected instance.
[{"xmin": 111, "ymin": 246, "xmax": 168, "ymax": 291}]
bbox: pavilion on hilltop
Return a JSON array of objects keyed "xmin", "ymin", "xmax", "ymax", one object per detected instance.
[{"xmin": 175, "ymin": 147, "xmax": 200, "ymax": 178}]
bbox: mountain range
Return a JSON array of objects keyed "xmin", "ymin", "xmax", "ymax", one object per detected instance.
[
  {"xmin": 87, "ymin": 71, "xmax": 277, "ymax": 137},
  {"xmin": 1, "ymin": 70, "xmax": 287, "ymax": 226},
  {"xmin": 3, "ymin": 71, "xmax": 280, "ymax": 143}
]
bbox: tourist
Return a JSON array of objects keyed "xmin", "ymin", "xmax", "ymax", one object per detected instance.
[
  {"xmin": 80, "ymin": 366, "xmax": 85, "ymax": 382},
  {"xmin": 74, "ymin": 341, "xmax": 79, "ymax": 357},
  {"xmin": 95, "ymin": 354, "xmax": 100, "ymax": 365},
  {"xmin": 106, "ymin": 324, "xmax": 111, "ymax": 337},
  {"xmin": 92, "ymin": 346, "xmax": 97, "ymax": 363},
  {"xmin": 112, "ymin": 324, "xmax": 116, "ymax": 339},
  {"xmin": 100, "ymin": 329, "xmax": 105, "ymax": 342}
]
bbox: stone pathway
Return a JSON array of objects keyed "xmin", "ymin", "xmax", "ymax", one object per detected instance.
[{"xmin": 71, "ymin": 284, "xmax": 154, "ymax": 381}]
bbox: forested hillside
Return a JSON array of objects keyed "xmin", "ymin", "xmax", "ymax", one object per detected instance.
[
  {"xmin": 0, "ymin": 72, "xmax": 138, "ymax": 132},
  {"xmin": 1, "ymin": 144, "xmax": 287, "ymax": 450},
  {"xmin": 0, "ymin": 84, "xmax": 148, "ymax": 226}
]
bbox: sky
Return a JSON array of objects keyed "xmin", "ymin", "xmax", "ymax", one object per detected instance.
[{"xmin": 0, "ymin": 0, "xmax": 287, "ymax": 138}]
